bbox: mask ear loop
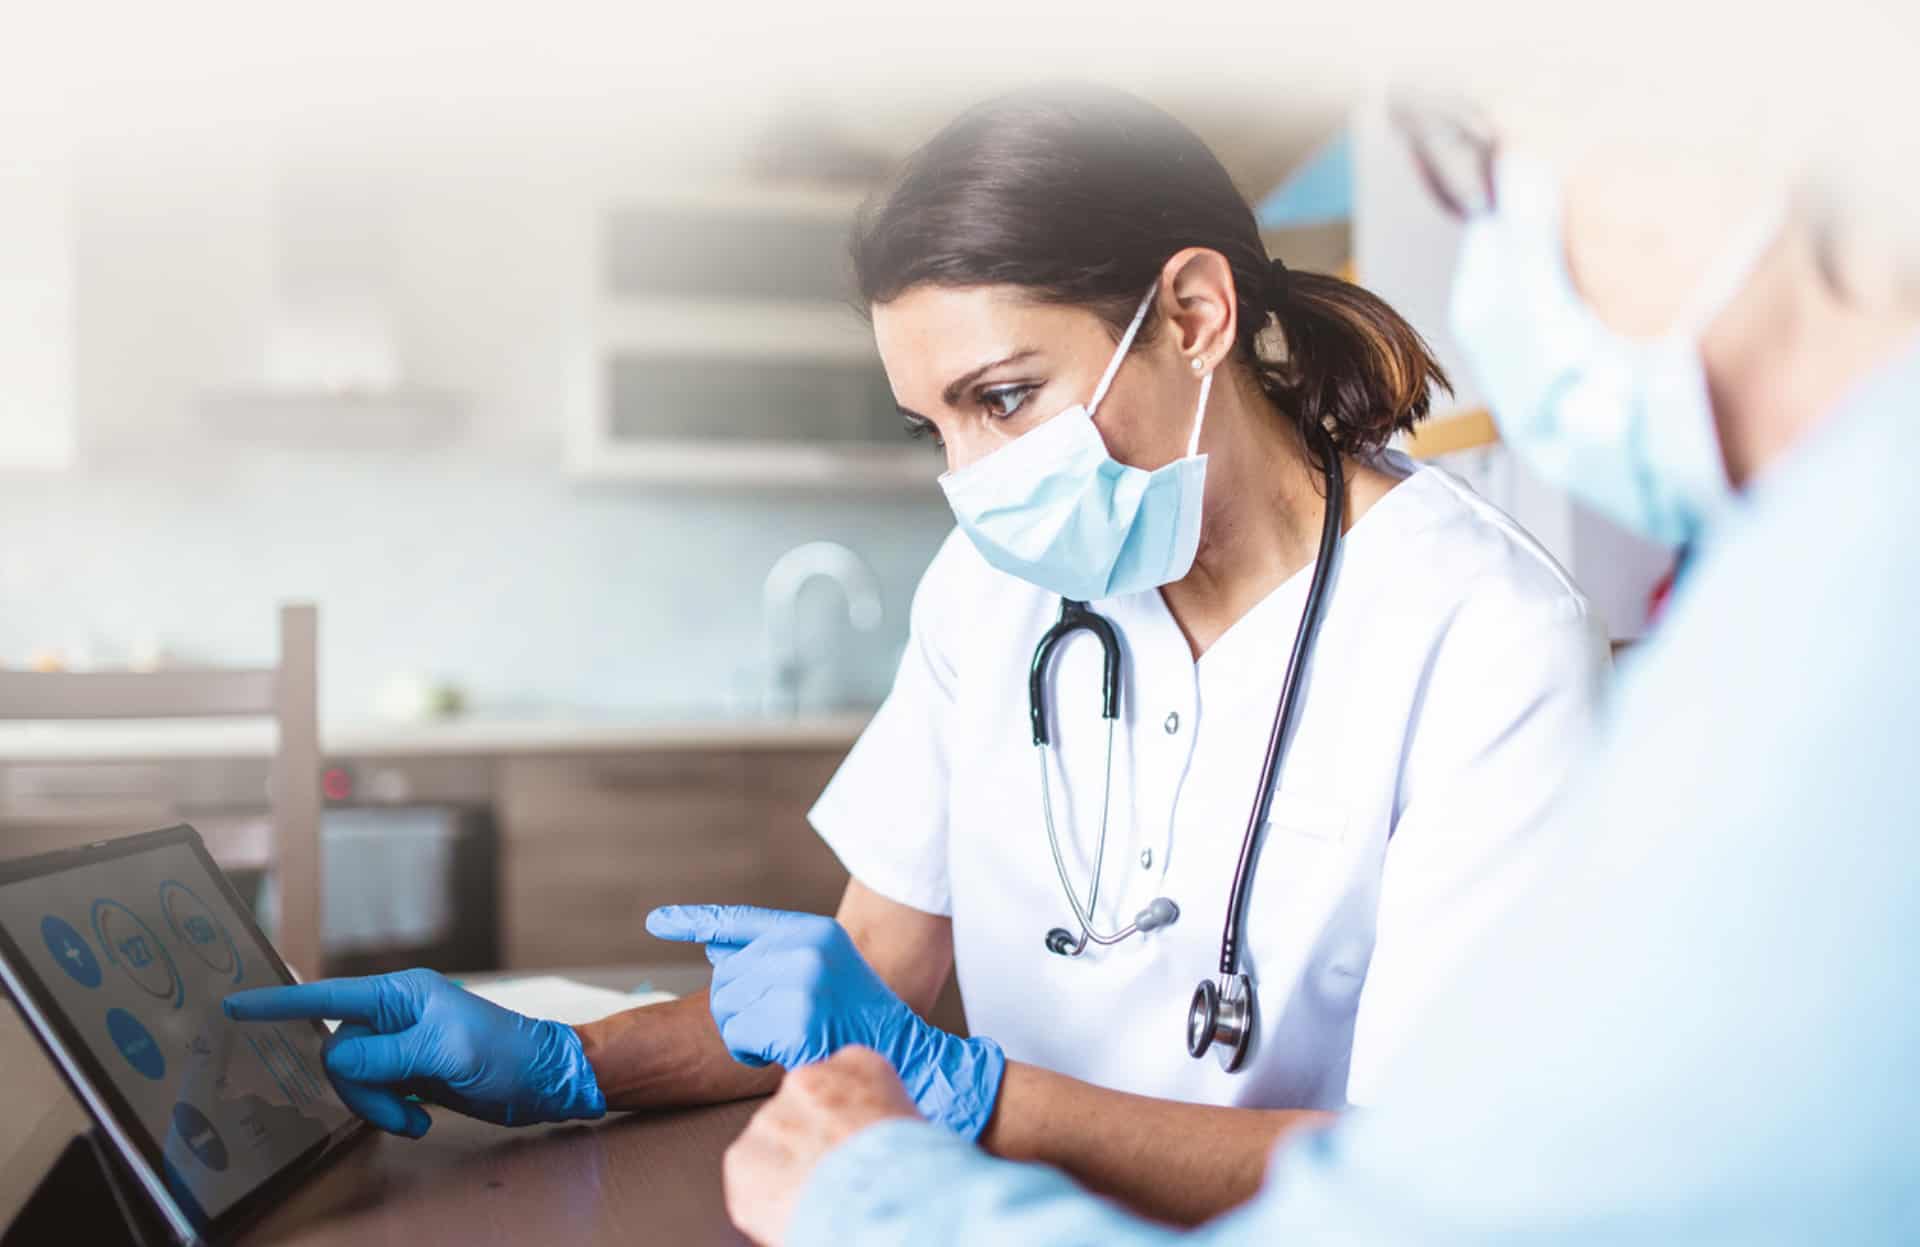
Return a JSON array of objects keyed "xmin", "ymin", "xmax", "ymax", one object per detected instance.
[
  {"xmin": 1672, "ymin": 205, "xmax": 1785, "ymax": 341},
  {"xmin": 1187, "ymin": 370, "xmax": 1214, "ymax": 459},
  {"xmin": 1087, "ymin": 285, "xmax": 1161, "ymax": 418}
]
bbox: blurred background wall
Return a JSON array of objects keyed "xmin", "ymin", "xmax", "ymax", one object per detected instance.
[{"xmin": 0, "ymin": 64, "xmax": 1344, "ymax": 722}]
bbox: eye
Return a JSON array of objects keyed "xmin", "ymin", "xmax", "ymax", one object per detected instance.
[
  {"xmin": 901, "ymin": 414, "xmax": 945, "ymax": 449},
  {"xmin": 980, "ymin": 384, "xmax": 1036, "ymax": 420}
]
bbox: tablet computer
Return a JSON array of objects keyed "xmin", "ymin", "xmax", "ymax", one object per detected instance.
[{"xmin": 0, "ymin": 825, "xmax": 363, "ymax": 1244}]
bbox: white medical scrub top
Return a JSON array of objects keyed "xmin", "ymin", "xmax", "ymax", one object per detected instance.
[{"xmin": 810, "ymin": 452, "xmax": 1609, "ymax": 1110}]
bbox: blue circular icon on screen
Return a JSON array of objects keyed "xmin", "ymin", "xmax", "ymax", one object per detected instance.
[
  {"xmin": 159, "ymin": 881, "xmax": 240, "ymax": 983},
  {"xmin": 40, "ymin": 915, "xmax": 102, "ymax": 989},
  {"xmin": 105, "ymin": 1008, "xmax": 165, "ymax": 1081},
  {"xmin": 170, "ymin": 1102, "xmax": 228, "ymax": 1173},
  {"xmin": 91, "ymin": 899, "xmax": 183, "ymax": 1008}
]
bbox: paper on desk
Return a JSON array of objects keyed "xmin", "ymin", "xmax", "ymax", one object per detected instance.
[{"xmin": 465, "ymin": 976, "xmax": 676, "ymax": 1025}]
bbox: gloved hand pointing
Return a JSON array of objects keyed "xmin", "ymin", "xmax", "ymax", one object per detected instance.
[
  {"xmin": 224, "ymin": 969, "xmax": 605, "ymax": 1137},
  {"xmin": 646, "ymin": 904, "xmax": 1004, "ymax": 1140}
]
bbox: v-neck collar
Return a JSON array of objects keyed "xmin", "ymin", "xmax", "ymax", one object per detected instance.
[{"xmin": 1124, "ymin": 457, "xmax": 1436, "ymax": 676}]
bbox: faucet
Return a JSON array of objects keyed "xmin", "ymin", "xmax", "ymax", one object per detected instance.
[{"xmin": 763, "ymin": 541, "xmax": 883, "ymax": 717}]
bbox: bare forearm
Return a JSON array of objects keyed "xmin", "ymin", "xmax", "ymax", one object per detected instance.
[
  {"xmin": 573, "ymin": 992, "xmax": 781, "ymax": 1111},
  {"xmin": 982, "ymin": 1060, "xmax": 1336, "ymax": 1226}
]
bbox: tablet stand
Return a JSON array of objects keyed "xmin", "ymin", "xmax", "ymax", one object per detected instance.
[{"xmin": 4, "ymin": 1129, "xmax": 176, "ymax": 1247}]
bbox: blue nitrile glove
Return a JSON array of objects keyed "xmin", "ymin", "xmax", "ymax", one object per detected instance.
[
  {"xmin": 646, "ymin": 904, "xmax": 1004, "ymax": 1139},
  {"xmin": 224, "ymin": 968, "xmax": 605, "ymax": 1137}
]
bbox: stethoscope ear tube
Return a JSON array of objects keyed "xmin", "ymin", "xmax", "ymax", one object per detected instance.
[
  {"xmin": 1031, "ymin": 597, "xmax": 1137, "ymax": 957},
  {"xmin": 1028, "ymin": 599, "xmax": 1122, "ymax": 746}
]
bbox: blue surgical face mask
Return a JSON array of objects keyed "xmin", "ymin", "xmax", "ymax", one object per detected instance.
[
  {"xmin": 1448, "ymin": 153, "xmax": 1777, "ymax": 548},
  {"xmin": 939, "ymin": 286, "xmax": 1213, "ymax": 602}
]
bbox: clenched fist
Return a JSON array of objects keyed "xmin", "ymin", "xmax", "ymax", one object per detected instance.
[{"xmin": 723, "ymin": 1047, "xmax": 920, "ymax": 1246}]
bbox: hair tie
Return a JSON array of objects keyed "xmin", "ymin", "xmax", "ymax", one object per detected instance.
[{"xmin": 1267, "ymin": 257, "xmax": 1292, "ymax": 311}]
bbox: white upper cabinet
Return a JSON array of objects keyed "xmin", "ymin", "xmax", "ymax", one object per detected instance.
[{"xmin": 567, "ymin": 183, "xmax": 940, "ymax": 490}]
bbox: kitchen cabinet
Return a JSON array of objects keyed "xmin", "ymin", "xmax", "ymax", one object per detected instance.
[
  {"xmin": 497, "ymin": 746, "xmax": 851, "ymax": 970},
  {"xmin": 566, "ymin": 184, "xmax": 938, "ymax": 490},
  {"xmin": 750, "ymin": 748, "xmax": 853, "ymax": 913}
]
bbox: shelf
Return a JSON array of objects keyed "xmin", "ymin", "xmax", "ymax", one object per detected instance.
[
  {"xmin": 1404, "ymin": 408, "xmax": 1498, "ymax": 460},
  {"xmin": 596, "ymin": 298, "xmax": 874, "ymax": 362}
]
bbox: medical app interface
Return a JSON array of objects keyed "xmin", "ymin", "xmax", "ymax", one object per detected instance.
[{"xmin": 0, "ymin": 842, "xmax": 349, "ymax": 1218}]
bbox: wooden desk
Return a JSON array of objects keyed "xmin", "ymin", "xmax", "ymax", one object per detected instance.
[
  {"xmin": 246, "ymin": 964, "xmax": 754, "ymax": 1246},
  {"xmin": 244, "ymin": 1100, "xmax": 758, "ymax": 1246}
]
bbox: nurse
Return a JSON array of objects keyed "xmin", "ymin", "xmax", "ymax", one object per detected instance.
[
  {"xmin": 226, "ymin": 86, "xmax": 1609, "ymax": 1223},
  {"xmin": 715, "ymin": 78, "xmax": 1920, "ymax": 1247}
]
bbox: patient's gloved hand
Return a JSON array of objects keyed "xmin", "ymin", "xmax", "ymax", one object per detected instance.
[
  {"xmin": 224, "ymin": 969, "xmax": 605, "ymax": 1137},
  {"xmin": 647, "ymin": 905, "xmax": 1003, "ymax": 1139}
]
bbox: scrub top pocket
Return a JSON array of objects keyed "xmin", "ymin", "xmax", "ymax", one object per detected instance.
[
  {"xmin": 1265, "ymin": 792, "xmax": 1348, "ymax": 851},
  {"xmin": 1244, "ymin": 792, "xmax": 1355, "ymax": 977}
]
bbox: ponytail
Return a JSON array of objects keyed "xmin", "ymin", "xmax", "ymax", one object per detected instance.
[{"xmin": 1254, "ymin": 258, "xmax": 1450, "ymax": 462}]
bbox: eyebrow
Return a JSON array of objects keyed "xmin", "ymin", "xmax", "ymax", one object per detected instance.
[
  {"xmin": 944, "ymin": 349, "xmax": 1038, "ymax": 405},
  {"xmin": 895, "ymin": 350, "xmax": 1041, "ymax": 425},
  {"xmin": 894, "ymin": 349, "xmax": 1044, "ymax": 428},
  {"xmin": 942, "ymin": 350, "xmax": 1038, "ymax": 407}
]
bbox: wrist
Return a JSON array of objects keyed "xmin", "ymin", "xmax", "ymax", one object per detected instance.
[
  {"xmin": 954, "ymin": 1035, "xmax": 1006, "ymax": 1139},
  {"xmin": 539, "ymin": 1021, "xmax": 607, "ymax": 1121},
  {"xmin": 905, "ymin": 1029, "xmax": 1004, "ymax": 1140}
]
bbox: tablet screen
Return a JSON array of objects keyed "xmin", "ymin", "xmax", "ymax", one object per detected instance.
[{"xmin": 0, "ymin": 833, "xmax": 352, "ymax": 1226}]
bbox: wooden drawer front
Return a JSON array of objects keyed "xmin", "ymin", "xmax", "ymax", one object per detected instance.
[
  {"xmin": 499, "ymin": 753, "xmax": 753, "ymax": 843},
  {"xmin": 497, "ymin": 747, "xmax": 861, "ymax": 967},
  {"xmin": 338, "ymin": 756, "xmax": 493, "ymax": 805},
  {"xmin": 501, "ymin": 832, "xmax": 764, "ymax": 968},
  {"xmin": 751, "ymin": 750, "xmax": 846, "ymax": 805},
  {"xmin": 754, "ymin": 748, "xmax": 851, "ymax": 917},
  {"xmin": 760, "ymin": 834, "xmax": 849, "ymax": 918}
]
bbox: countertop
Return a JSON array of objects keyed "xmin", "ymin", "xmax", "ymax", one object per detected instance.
[{"xmin": 0, "ymin": 712, "xmax": 873, "ymax": 763}]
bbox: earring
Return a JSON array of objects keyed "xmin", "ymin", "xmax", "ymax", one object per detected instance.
[{"xmin": 1190, "ymin": 356, "xmax": 1206, "ymax": 373}]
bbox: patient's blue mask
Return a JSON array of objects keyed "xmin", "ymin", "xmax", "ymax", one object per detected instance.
[
  {"xmin": 1449, "ymin": 153, "xmax": 1776, "ymax": 547},
  {"xmin": 939, "ymin": 286, "xmax": 1212, "ymax": 602}
]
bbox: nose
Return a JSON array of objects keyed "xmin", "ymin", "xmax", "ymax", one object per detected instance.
[{"xmin": 943, "ymin": 426, "xmax": 1016, "ymax": 476}]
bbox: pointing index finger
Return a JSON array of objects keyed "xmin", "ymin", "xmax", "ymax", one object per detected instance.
[
  {"xmin": 645, "ymin": 904, "xmax": 796, "ymax": 947},
  {"xmin": 224, "ymin": 977, "xmax": 396, "ymax": 1026}
]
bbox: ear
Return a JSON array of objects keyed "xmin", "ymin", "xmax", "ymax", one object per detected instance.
[{"xmin": 1156, "ymin": 248, "xmax": 1239, "ymax": 372}]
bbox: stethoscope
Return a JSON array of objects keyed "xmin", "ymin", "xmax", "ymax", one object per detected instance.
[{"xmin": 1030, "ymin": 429, "xmax": 1345, "ymax": 1073}]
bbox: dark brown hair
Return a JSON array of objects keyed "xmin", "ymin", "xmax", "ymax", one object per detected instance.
[{"xmin": 851, "ymin": 85, "xmax": 1448, "ymax": 460}]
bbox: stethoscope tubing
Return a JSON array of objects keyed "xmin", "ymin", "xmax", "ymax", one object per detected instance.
[
  {"xmin": 1218, "ymin": 432, "xmax": 1344, "ymax": 978},
  {"xmin": 1039, "ymin": 719, "xmax": 1150, "ymax": 953}
]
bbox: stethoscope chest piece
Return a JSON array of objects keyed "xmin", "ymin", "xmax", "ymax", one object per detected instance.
[{"xmin": 1187, "ymin": 973, "xmax": 1254, "ymax": 1072}]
